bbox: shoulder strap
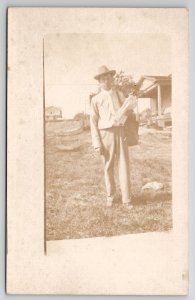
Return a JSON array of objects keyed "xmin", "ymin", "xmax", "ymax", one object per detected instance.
[{"xmin": 116, "ymin": 90, "xmax": 123, "ymax": 107}]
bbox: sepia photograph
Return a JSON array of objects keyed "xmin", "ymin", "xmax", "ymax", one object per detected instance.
[
  {"xmin": 7, "ymin": 8, "xmax": 188, "ymax": 295},
  {"xmin": 44, "ymin": 33, "xmax": 172, "ymax": 241}
]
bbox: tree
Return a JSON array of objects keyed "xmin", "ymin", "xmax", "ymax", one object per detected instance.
[
  {"xmin": 74, "ymin": 112, "xmax": 90, "ymax": 130},
  {"xmin": 74, "ymin": 112, "xmax": 85, "ymax": 121},
  {"xmin": 113, "ymin": 71, "xmax": 137, "ymax": 97}
]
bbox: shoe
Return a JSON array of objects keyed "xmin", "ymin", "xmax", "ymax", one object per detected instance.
[
  {"xmin": 106, "ymin": 196, "xmax": 114, "ymax": 207},
  {"xmin": 123, "ymin": 203, "xmax": 133, "ymax": 210},
  {"xmin": 106, "ymin": 201, "xmax": 113, "ymax": 207}
]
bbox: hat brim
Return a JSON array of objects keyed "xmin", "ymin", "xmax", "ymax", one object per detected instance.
[{"xmin": 94, "ymin": 70, "xmax": 116, "ymax": 80}]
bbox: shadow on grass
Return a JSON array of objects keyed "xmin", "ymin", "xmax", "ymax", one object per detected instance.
[
  {"xmin": 132, "ymin": 191, "xmax": 172, "ymax": 206},
  {"xmin": 112, "ymin": 191, "xmax": 172, "ymax": 207}
]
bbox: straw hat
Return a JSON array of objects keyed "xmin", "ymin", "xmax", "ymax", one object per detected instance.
[{"xmin": 94, "ymin": 65, "xmax": 116, "ymax": 80}]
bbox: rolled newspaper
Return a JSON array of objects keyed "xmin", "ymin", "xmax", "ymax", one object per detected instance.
[{"xmin": 114, "ymin": 95, "xmax": 137, "ymax": 125}]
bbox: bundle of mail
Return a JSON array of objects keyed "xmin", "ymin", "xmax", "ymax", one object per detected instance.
[{"xmin": 114, "ymin": 95, "xmax": 137, "ymax": 126}]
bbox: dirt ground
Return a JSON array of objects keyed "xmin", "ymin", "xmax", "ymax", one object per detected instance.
[{"xmin": 45, "ymin": 121, "xmax": 172, "ymax": 240}]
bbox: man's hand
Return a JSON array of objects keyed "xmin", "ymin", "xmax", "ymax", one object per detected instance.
[
  {"xmin": 95, "ymin": 147, "xmax": 104, "ymax": 155},
  {"xmin": 127, "ymin": 95, "xmax": 137, "ymax": 110}
]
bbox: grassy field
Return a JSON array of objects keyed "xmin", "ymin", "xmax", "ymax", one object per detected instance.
[{"xmin": 46, "ymin": 121, "xmax": 172, "ymax": 240}]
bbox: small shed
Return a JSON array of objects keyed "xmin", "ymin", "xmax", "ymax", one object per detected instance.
[{"xmin": 45, "ymin": 106, "xmax": 62, "ymax": 121}]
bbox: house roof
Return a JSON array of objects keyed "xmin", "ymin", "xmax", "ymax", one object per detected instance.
[
  {"xmin": 45, "ymin": 106, "xmax": 62, "ymax": 116},
  {"xmin": 136, "ymin": 74, "xmax": 171, "ymax": 87},
  {"xmin": 136, "ymin": 74, "xmax": 172, "ymax": 98},
  {"xmin": 45, "ymin": 106, "xmax": 62, "ymax": 110}
]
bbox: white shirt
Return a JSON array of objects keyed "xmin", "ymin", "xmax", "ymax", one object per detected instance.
[{"xmin": 90, "ymin": 89, "xmax": 125, "ymax": 148}]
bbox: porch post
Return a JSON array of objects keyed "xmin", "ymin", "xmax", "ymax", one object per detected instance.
[
  {"xmin": 136, "ymin": 97, "xmax": 139, "ymax": 121},
  {"xmin": 157, "ymin": 84, "xmax": 162, "ymax": 116}
]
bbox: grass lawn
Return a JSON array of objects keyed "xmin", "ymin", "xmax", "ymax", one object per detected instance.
[{"xmin": 46, "ymin": 121, "xmax": 172, "ymax": 240}]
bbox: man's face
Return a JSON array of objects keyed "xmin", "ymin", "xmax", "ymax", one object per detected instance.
[{"xmin": 98, "ymin": 73, "xmax": 113, "ymax": 91}]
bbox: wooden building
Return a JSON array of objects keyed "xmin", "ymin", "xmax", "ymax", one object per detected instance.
[
  {"xmin": 137, "ymin": 75, "xmax": 172, "ymax": 127},
  {"xmin": 45, "ymin": 106, "xmax": 62, "ymax": 121}
]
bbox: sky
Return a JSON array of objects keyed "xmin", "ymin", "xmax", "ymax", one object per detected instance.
[{"xmin": 44, "ymin": 33, "xmax": 171, "ymax": 118}]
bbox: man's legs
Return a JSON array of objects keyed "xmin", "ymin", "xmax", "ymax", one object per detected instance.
[
  {"xmin": 99, "ymin": 128, "xmax": 116, "ymax": 206},
  {"xmin": 117, "ymin": 127, "xmax": 131, "ymax": 204}
]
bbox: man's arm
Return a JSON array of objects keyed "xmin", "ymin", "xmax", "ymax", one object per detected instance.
[
  {"xmin": 115, "ymin": 92, "xmax": 137, "ymax": 124},
  {"xmin": 90, "ymin": 99, "xmax": 102, "ymax": 150}
]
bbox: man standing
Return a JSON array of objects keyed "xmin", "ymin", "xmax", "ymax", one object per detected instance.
[{"xmin": 90, "ymin": 65, "xmax": 133, "ymax": 208}]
